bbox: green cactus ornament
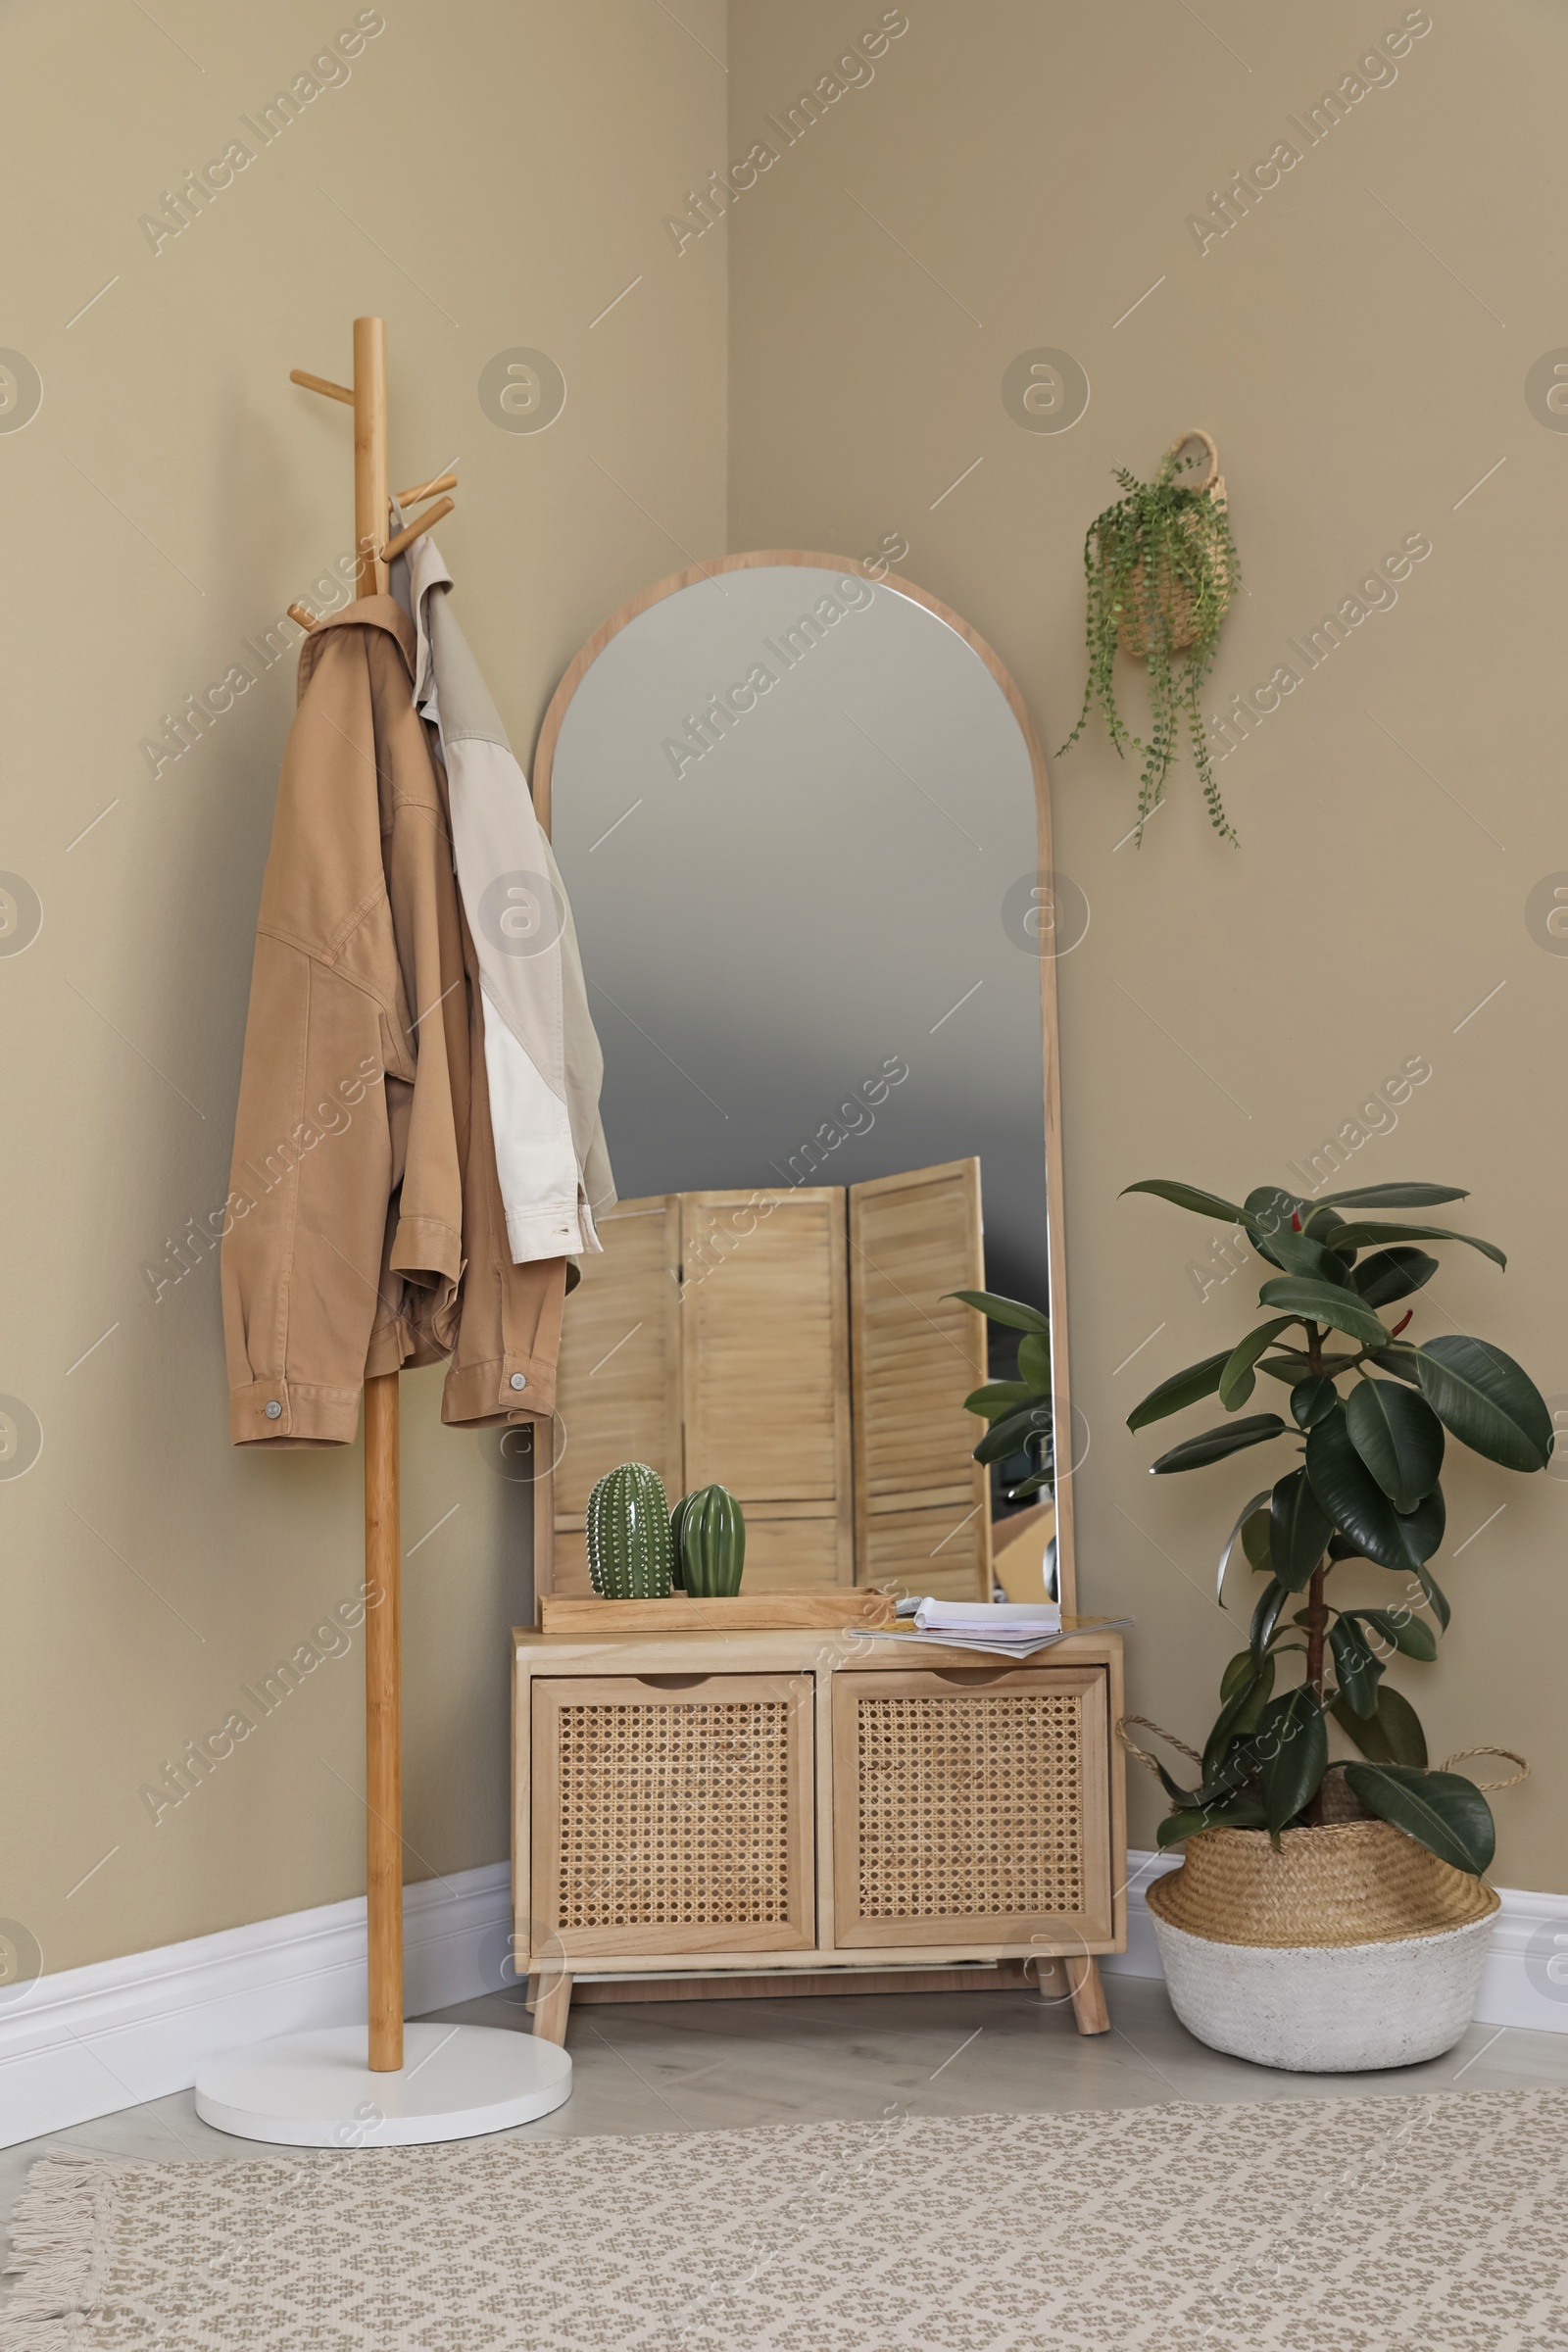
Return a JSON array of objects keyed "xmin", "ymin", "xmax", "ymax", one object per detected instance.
[
  {"xmin": 676, "ymin": 1484, "xmax": 746, "ymax": 1597},
  {"xmin": 668, "ymin": 1491, "xmax": 693, "ymax": 1590},
  {"xmin": 586, "ymin": 1462, "xmax": 673, "ymax": 1599}
]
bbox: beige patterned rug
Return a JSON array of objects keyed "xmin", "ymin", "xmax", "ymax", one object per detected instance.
[{"xmin": 5, "ymin": 2090, "xmax": 1567, "ymax": 2350}]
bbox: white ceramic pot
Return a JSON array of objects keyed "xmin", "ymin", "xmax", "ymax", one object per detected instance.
[{"xmin": 1150, "ymin": 1906, "xmax": 1497, "ymax": 2072}]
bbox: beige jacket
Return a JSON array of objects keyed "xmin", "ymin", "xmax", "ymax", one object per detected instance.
[
  {"xmin": 397, "ymin": 519, "xmax": 614, "ymax": 1261},
  {"xmin": 220, "ymin": 596, "xmax": 565, "ymax": 1445}
]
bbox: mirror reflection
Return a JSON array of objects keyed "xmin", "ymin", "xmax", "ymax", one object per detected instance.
[{"xmin": 544, "ymin": 560, "xmax": 1066, "ymax": 1604}]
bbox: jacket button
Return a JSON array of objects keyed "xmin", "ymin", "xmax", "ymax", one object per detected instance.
[
  {"xmin": 509, "ymin": 1373, "xmax": 527, "ymax": 1391},
  {"xmin": 264, "ymin": 1400, "xmax": 282, "ymax": 1420}
]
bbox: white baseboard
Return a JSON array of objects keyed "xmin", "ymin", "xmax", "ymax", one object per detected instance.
[
  {"xmin": 5, "ymin": 1852, "xmax": 1565, "ymax": 2151},
  {"xmin": 1105, "ymin": 1849, "xmax": 1568, "ymax": 2036},
  {"xmin": 0, "ymin": 1862, "xmax": 513, "ymax": 2151}
]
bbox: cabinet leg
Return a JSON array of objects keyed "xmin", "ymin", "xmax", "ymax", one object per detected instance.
[
  {"xmin": 1065, "ymin": 1955, "xmax": 1109, "ymax": 2035},
  {"xmin": 530, "ymin": 1969, "xmax": 574, "ymax": 2045}
]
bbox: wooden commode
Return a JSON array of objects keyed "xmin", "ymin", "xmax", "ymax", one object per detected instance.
[{"xmin": 513, "ymin": 1618, "xmax": 1125, "ymax": 2043}]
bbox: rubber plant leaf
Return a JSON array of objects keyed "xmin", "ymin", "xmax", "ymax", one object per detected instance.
[
  {"xmin": 1414, "ymin": 1335, "xmax": 1554, "ymax": 1473},
  {"xmin": 1122, "ymin": 1180, "xmax": 1258, "ymax": 1228},
  {"xmin": 1216, "ymin": 1489, "xmax": 1273, "ymax": 1602},
  {"xmin": 1202, "ymin": 1655, "xmax": 1277, "ymax": 1784},
  {"xmin": 1150, "ymin": 1415, "xmax": 1288, "ymax": 1474},
  {"xmin": 1219, "ymin": 1318, "xmax": 1297, "ymax": 1411},
  {"xmin": 1268, "ymin": 1467, "xmax": 1333, "ymax": 1592},
  {"xmin": 1127, "ymin": 1351, "xmax": 1230, "ymax": 1434},
  {"xmin": 1304, "ymin": 1406, "xmax": 1446, "ymax": 1569},
  {"xmin": 1349, "ymin": 1607, "xmax": 1439, "ymax": 1663},
  {"xmin": 1241, "ymin": 1505, "xmax": 1273, "ymax": 1573},
  {"xmin": 1257, "ymin": 1229, "xmax": 1353, "ymax": 1285},
  {"xmin": 1322, "ymin": 1221, "xmax": 1505, "ymax": 1270},
  {"xmin": 962, "ymin": 1382, "xmax": 1033, "ymax": 1422},
  {"xmin": 1156, "ymin": 1794, "xmax": 1271, "ymax": 1848},
  {"xmin": 945, "ymin": 1290, "xmax": 1049, "ymax": 1335},
  {"xmin": 971, "ymin": 1401, "xmax": 1053, "ymax": 1465},
  {"xmin": 1290, "ymin": 1375, "xmax": 1339, "ymax": 1431},
  {"xmin": 1249, "ymin": 1576, "xmax": 1290, "ymax": 1661},
  {"xmin": 1369, "ymin": 1342, "xmax": 1424, "ymax": 1388},
  {"xmin": 1351, "ymin": 1248, "xmax": 1439, "ymax": 1307},
  {"xmin": 1328, "ymin": 1615, "xmax": 1384, "ymax": 1717},
  {"xmin": 1258, "ymin": 1348, "xmax": 1364, "ymax": 1383},
  {"xmin": 1329, "ymin": 1685, "xmax": 1428, "ymax": 1769},
  {"xmin": 1313, "ymin": 1183, "xmax": 1470, "ymax": 1210},
  {"xmin": 1255, "ymin": 1277, "xmax": 1389, "ymax": 1348},
  {"xmin": 1342, "ymin": 1764, "xmax": 1494, "ymax": 1875},
  {"xmin": 1345, "ymin": 1378, "xmax": 1446, "ymax": 1511},
  {"xmin": 1257, "ymin": 1686, "xmax": 1329, "ymax": 1835},
  {"xmin": 1414, "ymin": 1563, "xmax": 1451, "ymax": 1633}
]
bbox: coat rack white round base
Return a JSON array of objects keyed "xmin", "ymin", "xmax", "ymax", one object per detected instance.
[{"xmin": 194, "ymin": 2024, "xmax": 572, "ymax": 2147}]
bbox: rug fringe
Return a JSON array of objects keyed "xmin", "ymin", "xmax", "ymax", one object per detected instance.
[{"xmin": 0, "ymin": 2151, "xmax": 118, "ymax": 2350}]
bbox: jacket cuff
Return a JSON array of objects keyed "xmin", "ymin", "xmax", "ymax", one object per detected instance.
[
  {"xmin": 504, "ymin": 1201, "xmax": 594, "ymax": 1263},
  {"xmin": 440, "ymin": 1348, "xmax": 558, "ymax": 1428},
  {"xmin": 388, "ymin": 1214, "xmax": 463, "ymax": 1287},
  {"xmin": 231, "ymin": 1378, "xmax": 362, "ymax": 1445}
]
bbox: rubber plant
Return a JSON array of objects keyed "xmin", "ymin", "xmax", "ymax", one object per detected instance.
[
  {"xmin": 1057, "ymin": 431, "xmax": 1239, "ymax": 847},
  {"xmin": 952, "ymin": 1288, "xmax": 1054, "ymax": 1502},
  {"xmin": 1125, "ymin": 1179, "xmax": 1553, "ymax": 1873}
]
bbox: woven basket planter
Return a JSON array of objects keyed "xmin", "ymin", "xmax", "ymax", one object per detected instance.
[
  {"xmin": 1113, "ymin": 428, "xmax": 1235, "ymax": 660},
  {"xmin": 1148, "ymin": 1824, "xmax": 1499, "ymax": 2073}
]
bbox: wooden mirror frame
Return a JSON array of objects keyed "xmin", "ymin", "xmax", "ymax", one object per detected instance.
[{"xmin": 531, "ymin": 550, "xmax": 1078, "ymax": 1613}]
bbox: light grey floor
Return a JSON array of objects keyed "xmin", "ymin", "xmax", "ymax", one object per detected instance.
[{"xmin": 7, "ymin": 1973, "xmax": 1568, "ymax": 2271}]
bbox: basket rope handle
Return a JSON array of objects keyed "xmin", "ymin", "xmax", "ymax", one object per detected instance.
[
  {"xmin": 1164, "ymin": 427, "xmax": 1219, "ymax": 493},
  {"xmin": 1442, "ymin": 1746, "xmax": 1530, "ymax": 1791},
  {"xmin": 1116, "ymin": 1713, "xmax": 1201, "ymax": 1780}
]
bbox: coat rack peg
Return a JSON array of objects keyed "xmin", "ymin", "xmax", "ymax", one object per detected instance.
[
  {"xmin": 394, "ymin": 468, "xmax": 458, "ymax": 508},
  {"xmin": 287, "ymin": 602, "xmax": 319, "ymax": 633},
  {"xmin": 382, "ymin": 496, "xmax": 455, "ymax": 564},
  {"xmin": 289, "ymin": 368, "xmax": 356, "ymax": 406}
]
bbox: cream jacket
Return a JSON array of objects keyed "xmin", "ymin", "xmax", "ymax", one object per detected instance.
[
  {"xmin": 397, "ymin": 521, "xmax": 614, "ymax": 1263},
  {"xmin": 220, "ymin": 596, "xmax": 566, "ymax": 1444}
]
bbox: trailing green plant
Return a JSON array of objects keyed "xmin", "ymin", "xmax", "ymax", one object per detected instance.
[
  {"xmin": 673, "ymin": 1484, "xmax": 747, "ymax": 1596},
  {"xmin": 1125, "ymin": 1177, "xmax": 1553, "ymax": 1874},
  {"xmin": 951, "ymin": 1288, "xmax": 1054, "ymax": 1502},
  {"xmin": 1057, "ymin": 437, "xmax": 1239, "ymax": 846},
  {"xmin": 586, "ymin": 1461, "xmax": 673, "ymax": 1599}
]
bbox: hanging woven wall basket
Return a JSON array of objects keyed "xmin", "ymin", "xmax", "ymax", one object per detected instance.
[{"xmin": 1113, "ymin": 428, "xmax": 1235, "ymax": 660}]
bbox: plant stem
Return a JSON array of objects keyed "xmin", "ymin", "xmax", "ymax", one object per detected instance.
[
  {"xmin": 1302, "ymin": 1317, "xmax": 1330, "ymax": 1826},
  {"xmin": 1303, "ymin": 1564, "xmax": 1328, "ymax": 1708}
]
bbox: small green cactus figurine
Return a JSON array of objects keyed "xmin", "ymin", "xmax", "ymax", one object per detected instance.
[
  {"xmin": 586, "ymin": 1462, "xmax": 673, "ymax": 1598},
  {"xmin": 668, "ymin": 1491, "xmax": 693, "ymax": 1591},
  {"xmin": 676, "ymin": 1484, "xmax": 746, "ymax": 1597}
]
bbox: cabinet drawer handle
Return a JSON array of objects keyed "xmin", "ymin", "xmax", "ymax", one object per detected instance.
[
  {"xmin": 634, "ymin": 1673, "xmax": 711, "ymax": 1690},
  {"xmin": 932, "ymin": 1667, "xmax": 1016, "ymax": 1686}
]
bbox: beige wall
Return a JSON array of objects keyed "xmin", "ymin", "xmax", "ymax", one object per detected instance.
[
  {"xmin": 2, "ymin": 0, "xmax": 726, "ymax": 1975},
  {"xmin": 9, "ymin": 0, "xmax": 1565, "ymax": 1991},
  {"xmin": 727, "ymin": 1, "xmax": 1568, "ymax": 1889}
]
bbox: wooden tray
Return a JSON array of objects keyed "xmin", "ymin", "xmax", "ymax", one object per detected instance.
[{"xmin": 536, "ymin": 1591, "xmax": 897, "ymax": 1635}]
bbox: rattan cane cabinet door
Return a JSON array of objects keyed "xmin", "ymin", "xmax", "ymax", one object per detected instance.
[
  {"xmin": 533, "ymin": 1675, "xmax": 815, "ymax": 1956},
  {"xmin": 831, "ymin": 1667, "xmax": 1112, "ymax": 1947}
]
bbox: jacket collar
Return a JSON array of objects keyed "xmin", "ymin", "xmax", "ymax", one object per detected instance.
[{"xmin": 296, "ymin": 594, "xmax": 418, "ymax": 702}]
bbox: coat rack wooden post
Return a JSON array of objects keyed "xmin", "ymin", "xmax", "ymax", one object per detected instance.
[
  {"xmin": 349, "ymin": 315, "xmax": 405, "ymax": 2078},
  {"xmin": 192, "ymin": 318, "xmax": 573, "ymax": 2143}
]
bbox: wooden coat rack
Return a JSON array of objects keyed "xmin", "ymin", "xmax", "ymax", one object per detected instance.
[
  {"xmin": 194, "ymin": 320, "xmax": 571, "ymax": 2142},
  {"xmin": 287, "ymin": 317, "xmax": 459, "ymax": 2075}
]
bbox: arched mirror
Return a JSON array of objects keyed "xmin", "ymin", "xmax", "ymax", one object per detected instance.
[{"xmin": 534, "ymin": 552, "xmax": 1078, "ymax": 1609}]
